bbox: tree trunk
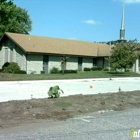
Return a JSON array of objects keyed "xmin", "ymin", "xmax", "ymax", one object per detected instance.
[{"xmin": 62, "ymin": 65, "xmax": 65, "ymax": 75}]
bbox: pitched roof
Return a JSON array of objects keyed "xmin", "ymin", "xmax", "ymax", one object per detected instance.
[{"xmin": 1, "ymin": 32, "xmax": 109, "ymax": 57}]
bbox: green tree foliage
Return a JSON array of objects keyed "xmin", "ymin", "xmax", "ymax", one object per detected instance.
[
  {"xmin": 0, "ymin": 0, "xmax": 32, "ymax": 38},
  {"xmin": 109, "ymin": 40, "xmax": 139, "ymax": 71}
]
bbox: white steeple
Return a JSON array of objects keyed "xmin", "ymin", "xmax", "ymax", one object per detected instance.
[
  {"xmin": 120, "ymin": 3, "xmax": 125, "ymax": 40},
  {"xmin": 121, "ymin": 4, "xmax": 125, "ymax": 29}
]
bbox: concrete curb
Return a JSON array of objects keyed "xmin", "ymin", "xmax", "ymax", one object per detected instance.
[{"xmin": 0, "ymin": 77, "xmax": 140, "ymax": 84}]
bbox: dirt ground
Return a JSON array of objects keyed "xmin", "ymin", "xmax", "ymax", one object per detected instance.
[{"xmin": 0, "ymin": 90, "xmax": 140, "ymax": 129}]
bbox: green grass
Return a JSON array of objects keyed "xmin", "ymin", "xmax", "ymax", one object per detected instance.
[
  {"xmin": 54, "ymin": 102, "xmax": 72, "ymax": 109},
  {"xmin": 0, "ymin": 71, "xmax": 139, "ymax": 81}
]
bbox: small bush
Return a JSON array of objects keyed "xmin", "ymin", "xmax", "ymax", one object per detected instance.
[
  {"xmin": 83, "ymin": 67, "xmax": 91, "ymax": 71},
  {"xmin": 0, "ymin": 69, "xmax": 2, "ymax": 73},
  {"xmin": 91, "ymin": 67, "xmax": 103, "ymax": 71},
  {"xmin": 3, "ymin": 62, "xmax": 20, "ymax": 74},
  {"xmin": 2, "ymin": 62, "xmax": 10, "ymax": 71},
  {"xmin": 97, "ymin": 67, "xmax": 103, "ymax": 71},
  {"xmin": 50, "ymin": 67, "xmax": 59, "ymax": 74},
  {"xmin": 59, "ymin": 70, "xmax": 77, "ymax": 74},
  {"xmin": 110, "ymin": 68, "xmax": 115, "ymax": 71},
  {"xmin": 17, "ymin": 70, "xmax": 27, "ymax": 74},
  {"xmin": 48, "ymin": 85, "xmax": 64, "ymax": 98},
  {"xmin": 91, "ymin": 67, "xmax": 98, "ymax": 71},
  {"xmin": 77, "ymin": 69, "xmax": 82, "ymax": 73},
  {"xmin": 125, "ymin": 69, "xmax": 130, "ymax": 72},
  {"xmin": 103, "ymin": 67, "xmax": 109, "ymax": 71}
]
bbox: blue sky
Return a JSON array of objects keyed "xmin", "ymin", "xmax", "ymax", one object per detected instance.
[{"xmin": 13, "ymin": 0, "xmax": 140, "ymax": 42}]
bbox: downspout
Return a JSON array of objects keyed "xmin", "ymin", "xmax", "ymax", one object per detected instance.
[
  {"xmin": 26, "ymin": 54, "xmax": 27, "ymax": 74},
  {"xmin": 103, "ymin": 57, "xmax": 105, "ymax": 68},
  {"xmin": 135, "ymin": 62, "xmax": 136, "ymax": 72}
]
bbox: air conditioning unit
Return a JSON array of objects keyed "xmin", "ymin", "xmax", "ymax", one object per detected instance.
[{"xmin": 41, "ymin": 71, "xmax": 45, "ymax": 74}]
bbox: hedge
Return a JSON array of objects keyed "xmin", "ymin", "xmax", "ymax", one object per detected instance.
[
  {"xmin": 59, "ymin": 70, "xmax": 77, "ymax": 74},
  {"xmin": 83, "ymin": 67, "xmax": 91, "ymax": 71}
]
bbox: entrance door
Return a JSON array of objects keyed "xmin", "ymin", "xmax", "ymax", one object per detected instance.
[
  {"xmin": 78, "ymin": 57, "xmax": 83, "ymax": 70},
  {"xmin": 43, "ymin": 55, "xmax": 49, "ymax": 74}
]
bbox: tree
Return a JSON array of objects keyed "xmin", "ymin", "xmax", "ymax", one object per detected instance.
[
  {"xmin": 109, "ymin": 40, "xmax": 139, "ymax": 71},
  {"xmin": 0, "ymin": 0, "xmax": 32, "ymax": 38},
  {"xmin": 60, "ymin": 56, "xmax": 69, "ymax": 75}
]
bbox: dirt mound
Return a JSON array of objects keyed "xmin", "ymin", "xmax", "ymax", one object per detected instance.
[{"xmin": 0, "ymin": 90, "xmax": 140, "ymax": 128}]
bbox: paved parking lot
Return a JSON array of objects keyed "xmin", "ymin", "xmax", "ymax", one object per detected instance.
[{"xmin": 0, "ymin": 108, "xmax": 140, "ymax": 140}]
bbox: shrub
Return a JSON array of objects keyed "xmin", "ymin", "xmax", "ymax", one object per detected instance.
[
  {"xmin": 91, "ymin": 67, "xmax": 103, "ymax": 71},
  {"xmin": 50, "ymin": 67, "xmax": 59, "ymax": 74},
  {"xmin": 103, "ymin": 67, "xmax": 109, "ymax": 71},
  {"xmin": 125, "ymin": 69, "xmax": 130, "ymax": 72},
  {"xmin": 110, "ymin": 68, "xmax": 115, "ymax": 71},
  {"xmin": 2, "ymin": 62, "xmax": 10, "ymax": 71},
  {"xmin": 77, "ymin": 69, "xmax": 82, "ymax": 72},
  {"xmin": 91, "ymin": 67, "xmax": 98, "ymax": 71},
  {"xmin": 83, "ymin": 67, "xmax": 91, "ymax": 71},
  {"xmin": 48, "ymin": 85, "xmax": 64, "ymax": 98},
  {"xmin": 59, "ymin": 70, "xmax": 77, "ymax": 74},
  {"xmin": 17, "ymin": 70, "xmax": 27, "ymax": 74},
  {"xmin": 97, "ymin": 67, "xmax": 103, "ymax": 71},
  {"xmin": 3, "ymin": 62, "xmax": 20, "ymax": 74},
  {"xmin": 0, "ymin": 69, "xmax": 2, "ymax": 73}
]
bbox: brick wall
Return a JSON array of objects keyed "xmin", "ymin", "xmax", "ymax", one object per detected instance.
[
  {"xmin": 66, "ymin": 57, "xmax": 78, "ymax": 70},
  {"xmin": 14, "ymin": 44, "xmax": 26, "ymax": 71},
  {"xmin": 48, "ymin": 55, "xmax": 61, "ymax": 72},
  {"xmin": 83, "ymin": 57, "xmax": 93, "ymax": 69},
  {"xmin": 27, "ymin": 54, "xmax": 43, "ymax": 74}
]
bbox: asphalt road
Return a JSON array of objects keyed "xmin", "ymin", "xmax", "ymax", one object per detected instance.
[{"xmin": 0, "ymin": 108, "xmax": 140, "ymax": 140}]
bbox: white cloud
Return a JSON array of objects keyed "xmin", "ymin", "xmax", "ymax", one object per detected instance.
[
  {"xmin": 124, "ymin": 0, "xmax": 140, "ymax": 3},
  {"xmin": 115, "ymin": 0, "xmax": 140, "ymax": 4},
  {"xmin": 82, "ymin": 20, "xmax": 97, "ymax": 25}
]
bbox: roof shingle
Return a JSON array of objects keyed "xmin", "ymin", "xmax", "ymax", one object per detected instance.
[{"xmin": 3, "ymin": 32, "xmax": 109, "ymax": 57}]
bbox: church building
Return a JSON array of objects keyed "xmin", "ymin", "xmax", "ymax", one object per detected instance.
[
  {"xmin": 0, "ymin": 5, "xmax": 139, "ymax": 74},
  {"xmin": 0, "ymin": 32, "xmax": 109, "ymax": 74}
]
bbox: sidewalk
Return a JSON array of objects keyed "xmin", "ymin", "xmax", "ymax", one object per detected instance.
[{"xmin": 0, "ymin": 77, "xmax": 140, "ymax": 102}]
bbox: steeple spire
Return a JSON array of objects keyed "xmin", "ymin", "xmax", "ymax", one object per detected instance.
[{"xmin": 120, "ymin": 4, "xmax": 125, "ymax": 40}]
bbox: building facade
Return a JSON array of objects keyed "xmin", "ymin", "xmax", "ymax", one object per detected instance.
[{"xmin": 0, "ymin": 32, "xmax": 109, "ymax": 74}]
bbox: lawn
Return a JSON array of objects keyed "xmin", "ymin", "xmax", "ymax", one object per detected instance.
[{"xmin": 0, "ymin": 71, "xmax": 139, "ymax": 81}]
